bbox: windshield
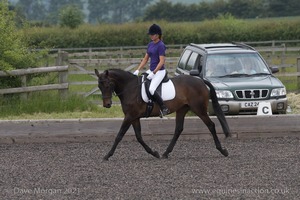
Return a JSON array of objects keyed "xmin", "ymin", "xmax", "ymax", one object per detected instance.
[{"xmin": 205, "ymin": 53, "xmax": 271, "ymax": 77}]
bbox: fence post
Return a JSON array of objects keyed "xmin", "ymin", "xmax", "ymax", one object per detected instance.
[
  {"xmin": 271, "ymin": 40, "xmax": 275, "ymax": 55},
  {"xmin": 120, "ymin": 46, "xmax": 123, "ymax": 58},
  {"xmin": 89, "ymin": 48, "xmax": 92, "ymax": 60},
  {"xmin": 59, "ymin": 67, "xmax": 68, "ymax": 99},
  {"xmin": 297, "ymin": 58, "xmax": 300, "ymax": 91},
  {"xmin": 20, "ymin": 75, "xmax": 28, "ymax": 100},
  {"xmin": 56, "ymin": 50, "xmax": 69, "ymax": 65},
  {"xmin": 56, "ymin": 49, "xmax": 62, "ymax": 65},
  {"xmin": 281, "ymin": 43, "xmax": 286, "ymax": 73}
]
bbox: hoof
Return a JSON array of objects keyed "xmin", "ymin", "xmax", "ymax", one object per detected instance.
[
  {"xmin": 162, "ymin": 153, "xmax": 169, "ymax": 159},
  {"xmin": 221, "ymin": 149, "xmax": 229, "ymax": 157},
  {"xmin": 153, "ymin": 151, "xmax": 160, "ymax": 159},
  {"xmin": 103, "ymin": 155, "xmax": 110, "ymax": 161}
]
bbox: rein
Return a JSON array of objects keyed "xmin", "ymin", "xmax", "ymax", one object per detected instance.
[
  {"xmin": 113, "ymin": 78, "xmax": 146, "ymax": 97},
  {"xmin": 101, "ymin": 76, "xmax": 146, "ymax": 99}
]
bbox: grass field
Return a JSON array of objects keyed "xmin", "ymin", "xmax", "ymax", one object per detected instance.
[{"xmin": 0, "ymin": 92, "xmax": 298, "ymax": 120}]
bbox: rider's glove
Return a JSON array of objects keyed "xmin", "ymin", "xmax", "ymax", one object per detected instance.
[
  {"xmin": 133, "ymin": 70, "xmax": 139, "ymax": 76},
  {"xmin": 147, "ymin": 72, "xmax": 155, "ymax": 80}
]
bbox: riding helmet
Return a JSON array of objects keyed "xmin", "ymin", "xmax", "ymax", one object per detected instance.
[{"xmin": 148, "ymin": 24, "xmax": 162, "ymax": 35}]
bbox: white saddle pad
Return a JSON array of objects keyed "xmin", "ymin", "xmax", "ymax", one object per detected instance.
[{"xmin": 141, "ymin": 77, "xmax": 176, "ymax": 103}]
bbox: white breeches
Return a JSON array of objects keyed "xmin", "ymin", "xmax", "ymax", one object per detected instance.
[{"xmin": 146, "ymin": 69, "xmax": 166, "ymax": 95}]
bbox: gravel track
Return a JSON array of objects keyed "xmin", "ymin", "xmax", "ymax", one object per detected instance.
[{"xmin": 0, "ymin": 136, "xmax": 299, "ymax": 200}]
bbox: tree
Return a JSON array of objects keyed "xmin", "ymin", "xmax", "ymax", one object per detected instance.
[
  {"xmin": 16, "ymin": 0, "xmax": 47, "ymax": 21},
  {"xmin": 59, "ymin": 4, "xmax": 84, "ymax": 29},
  {"xmin": 0, "ymin": 0, "xmax": 37, "ymax": 71},
  {"xmin": 112, "ymin": 0, "xmax": 152, "ymax": 23},
  {"xmin": 197, "ymin": 2, "xmax": 216, "ymax": 19},
  {"xmin": 0, "ymin": 0, "xmax": 43, "ymax": 89},
  {"xmin": 87, "ymin": 0, "xmax": 110, "ymax": 24},
  {"xmin": 286, "ymin": 0, "xmax": 300, "ymax": 16},
  {"xmin": 143, "ymin": 0, "xmax": 227, "ymax": 22},
  {"xmin": 88, "ymin": 0, "xmax": 153, "ymax": 24},
  {"xmin": 143, "ymin": 0, "xmax": 173, "ymax": 21},
  {"xmin": 268, "ymin": 0, "xmax": 300, "ymax": 17},
  {"xmin": 48, "ymin": 0, "xmax": 84, "ymax": 24},
  {"xmin": 267, "ymin": 0, "xmax": 286, "ymax": 17},
  {"xmin": 209, "ymin": 0, "xmax": 228, "ymax": 16}
]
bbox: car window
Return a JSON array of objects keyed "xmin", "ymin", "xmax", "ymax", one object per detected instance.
[
  {"xmin": 178, "ymin": 49, "xmax": 191, "ymax": 70},
  {"xmin": 205, "ymin": 56, "xmax": 226, "ymax": 77},
  {"xmin": 186, "ymin": 52, "xmax": 200, "ymax": 71},
  {"xmin": 239, "ymin": 54, "xmax": 270, "ymax": 74},
  {"xmin": 205, "ymin": 53, "xmax": 270, "ymax": 77}
]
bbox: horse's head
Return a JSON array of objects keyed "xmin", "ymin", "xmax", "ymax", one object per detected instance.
[{"xmin": 95, "ymin": 69, "xmax": 114, "ymax": 108}]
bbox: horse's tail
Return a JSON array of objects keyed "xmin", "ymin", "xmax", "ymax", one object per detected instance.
[{"xmin": 203, "ymin": 79, "xmax": 231, "ymax": 137}]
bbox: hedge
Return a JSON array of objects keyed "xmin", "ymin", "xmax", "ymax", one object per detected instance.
[{"xmin": 25, "ymin": 17, "xmax": 300, "ymax": 49}]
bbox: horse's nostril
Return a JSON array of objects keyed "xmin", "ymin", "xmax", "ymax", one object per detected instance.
[{"xmin": 105, "ymin": 104, "xmax": 111, "ymax": 108}]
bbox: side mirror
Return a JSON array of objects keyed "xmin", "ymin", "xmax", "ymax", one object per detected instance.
[
  {"xmin": 189, "ymin": 69, "xmax": 200, "ymax": 76},
  {"xmin": 270, "ymin": 66, "xmax": 279, "ymax": 74}
]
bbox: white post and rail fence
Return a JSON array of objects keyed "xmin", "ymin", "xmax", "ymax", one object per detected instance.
[
  {"xmin": 1, "ymin": 40, "xmax": 300, "ymax": 99},
  {"xmin": 0, "ymin": 66, "xmax": 68, "ymax": 99},
  {"xmin": 0, "ymin": 59, "xmax": 299, "ymax": 100}
]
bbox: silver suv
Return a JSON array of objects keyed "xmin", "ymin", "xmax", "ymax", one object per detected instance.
[{"xmin": 175, "ymin": 43, "xmax": 287, "ymax": 115}]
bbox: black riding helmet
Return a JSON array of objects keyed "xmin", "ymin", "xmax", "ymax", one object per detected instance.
[{"xmin": 148, "ymin": 24, "xmax": 162, "ymax": 35}]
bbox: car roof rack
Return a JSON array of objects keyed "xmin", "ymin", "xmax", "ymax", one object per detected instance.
[
  {"xmin": 189, "ymin": 43, "xmax": 206, "ymax": 51},
  {"xmin": 189, "ymin": 42, "xmax": 256, "ymax": 52},
  {"xmin": 231, "ymin": 42, "xmax": 256, "ymax": 50}
]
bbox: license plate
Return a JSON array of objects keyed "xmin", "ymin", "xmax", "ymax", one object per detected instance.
[{"xmin": 241, "ymin": 101, "xmax": 260, "ymax": 108}]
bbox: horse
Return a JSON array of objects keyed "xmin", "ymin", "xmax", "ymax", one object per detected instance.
[{"xmin": 95, "ymin": 69, "xmax": 230, "ymax": 160}]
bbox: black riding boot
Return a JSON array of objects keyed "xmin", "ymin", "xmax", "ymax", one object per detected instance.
[{"xmin": 151, "ymin": 91, "xmax": 170, "ymax": 116}]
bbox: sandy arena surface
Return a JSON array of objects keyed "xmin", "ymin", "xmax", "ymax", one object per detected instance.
[{"xmin": 0, "ymin": 136, "xmax": 299, "ymax": 200}]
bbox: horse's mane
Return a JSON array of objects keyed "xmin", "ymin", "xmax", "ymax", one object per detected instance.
[
  {"xmin": 108, "ymin": 68, "xmax": 133, "ymax": 75},
  {"xmin": 107, "ymin": 68, "xmax": 135, "ymax": 81}
]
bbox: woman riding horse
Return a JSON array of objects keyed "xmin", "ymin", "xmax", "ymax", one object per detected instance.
[
  {"xmin": 95, "ymin": 69, "xmax": 230, "ymax": 160},
  {"xmin": 133, "ymin": 24, "xmax": 169, "ymax": 116}
]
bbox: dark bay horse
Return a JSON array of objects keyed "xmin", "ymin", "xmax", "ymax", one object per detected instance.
[{"xmin": 95, "ymin": 69, "xmax": 230, "ymax": 160}]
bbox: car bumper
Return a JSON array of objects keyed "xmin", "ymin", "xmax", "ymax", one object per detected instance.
[{"xmin": 208, "ymin": 97, "xmax": 288, "ymax": 115}]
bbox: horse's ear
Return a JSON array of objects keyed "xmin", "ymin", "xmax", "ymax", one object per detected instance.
[
  {"xmin": 95, "ymin": 69, "xmax": 100, "ymax": 77},
  {"xmin": 104, "ymin": 70, "xmax": 109, "ymax": 76}
]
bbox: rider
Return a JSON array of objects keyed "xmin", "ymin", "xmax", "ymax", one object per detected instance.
[{"xmin": 133, "ymin": 24, "xmax": 170, "ymax": 116}]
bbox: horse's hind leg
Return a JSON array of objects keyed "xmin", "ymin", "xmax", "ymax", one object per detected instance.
[
  {"xmin": 197, "ymin": 111, "xmax": 228, "ymax": 157},
  {"xmin": 132, "ymin": 119, "xmax": 160, "ymax": 158},
  {"xmin": 162, "ymin": 106, "xmax": 189, "ymax": 159}
]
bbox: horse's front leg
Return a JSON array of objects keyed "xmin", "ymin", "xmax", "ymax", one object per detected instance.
[
  {"xmin": 103, "ymin": 119, "xmax": 131, "ymax": 161},
  {"xmin": 132, "ymin": 119, "xmax": 160, "ymax": 159}
]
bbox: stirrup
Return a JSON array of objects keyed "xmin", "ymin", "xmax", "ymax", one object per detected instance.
[
  {"xmin": 159, "ymin": 110, "xmax": 164, "ymax": 118},
  {"xmin": 160, "ymin": 107, "xmax": 170, "ymax": 117}
]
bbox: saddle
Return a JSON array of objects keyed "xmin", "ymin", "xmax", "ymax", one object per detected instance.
[
  {"xmin": 142, "ymin": 72, "xmax": 170, "ymax": 99},
  {"xmin": 140, "ymin": 72, "xmax": 175, "ymax": 117}
]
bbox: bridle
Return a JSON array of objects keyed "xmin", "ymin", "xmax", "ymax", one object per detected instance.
[
  {"xmin": 98, "ymin": 79, "xmax": 114, "ymax": 100},
  {"xmin": 98, "ymin": 75, "xmax": 146, "ymax": 100}
]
